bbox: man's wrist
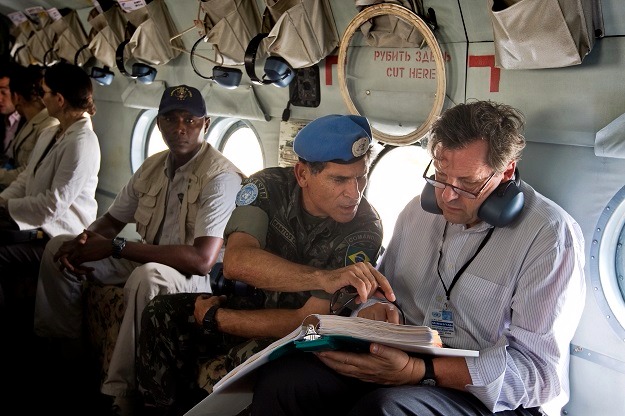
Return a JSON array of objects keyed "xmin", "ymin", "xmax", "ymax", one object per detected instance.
[
  {"xmin": 112, "ymin": 237, "xmax": 126, "ymax": 259},
  {"xmin": 419, "ymin": 356, "xmax": 437, "ymax": 386},
  {"xmin": 202, "ymin": 304, "xmax": 221, "ymax": 335}
]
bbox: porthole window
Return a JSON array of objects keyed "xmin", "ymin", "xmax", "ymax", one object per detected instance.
[
  {"xmin": 208, "ymin": 118, "xmax": 264, "ymax": 176},
  {"xmin": 131, "ymin": 111, "xmax": 264, "ymax": 176},
  {"xmin": 366, "ymin": 144, "xmax": 430, "ymax": 249},
  {"xmin": 590, "ymin": 185, "xmax": 625, "ymax": 340},
  {"xmin": 146, "ymin": 118, "xmax": 167, "ymax": 157}
]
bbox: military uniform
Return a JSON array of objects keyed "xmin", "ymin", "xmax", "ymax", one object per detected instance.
[{"xmin": 137, "ymin": 166, "xmax": 383, "ymax": 408}]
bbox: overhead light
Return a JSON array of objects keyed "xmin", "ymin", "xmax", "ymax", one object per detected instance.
[
  {"xmin": 115, "ymin": 39, "xmax": 157, "ymax": 84},
  {"xmin": 244, "ymin": 33, "xmax": 295, "ymax": 88}
]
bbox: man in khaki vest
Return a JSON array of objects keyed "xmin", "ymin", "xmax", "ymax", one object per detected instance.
[{"xmin": 33, "ymin": 85, "xmax": 244, "ymax": 416}]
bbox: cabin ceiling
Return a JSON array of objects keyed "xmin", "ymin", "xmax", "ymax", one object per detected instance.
[{"xmin": 0, "ymin": 0, "xmax": 92, "ymax": 15}]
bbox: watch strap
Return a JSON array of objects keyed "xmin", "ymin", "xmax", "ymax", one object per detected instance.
[
  {"xmin": 112, "ymin": 237, "xmax": 126, "ymax": 259},
  {"xmin": 202, "ymin": 304, "xmax": 221, "ymax": 334},
  {"xmin": 420, "ymin": 356, "xmax": 436, "ymax": 386}
]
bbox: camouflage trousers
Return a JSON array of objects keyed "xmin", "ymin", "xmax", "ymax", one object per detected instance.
[{"xmin": 136, "ymin": 293, "xmax": 274, "ymax": 409}]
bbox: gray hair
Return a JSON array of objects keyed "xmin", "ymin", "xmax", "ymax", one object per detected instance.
[{"xmin": 427, "ymin": 100, "xmax": 526, "ymax": 173}]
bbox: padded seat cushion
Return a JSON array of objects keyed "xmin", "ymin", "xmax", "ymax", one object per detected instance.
[
  {"xmin": 82, "ymin": 282, "xmax": 224, "ymax": 391},
  {"xmin": 83, "ymin": 282, "xmax": 125, "ymax": 384}
]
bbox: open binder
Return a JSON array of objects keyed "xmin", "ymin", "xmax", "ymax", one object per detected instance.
[{"xmin": 185, "ymin": 314, "xmax": 478, "ymax": 416}]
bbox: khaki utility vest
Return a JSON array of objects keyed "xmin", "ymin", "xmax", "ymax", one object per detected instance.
[{"xmin": 133, "ymin": 143, "xmax": 243, "ymax": 244}]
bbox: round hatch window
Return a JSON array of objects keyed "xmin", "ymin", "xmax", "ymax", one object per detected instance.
[{"xmin": 590, "ymin": 185, "xmax": 625, "ymax": 340}]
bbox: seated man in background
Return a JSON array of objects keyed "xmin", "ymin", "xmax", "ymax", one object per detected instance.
[
  {"xmin": 0, "ymin": 64, "xmax": 59, "ymax": 189},
  {"xmin": 136, "ymin": 114, "xmax": 394, "ymax": 416},
  {"xmin": 0, "ymin": 62, "xmax": 25, "ymax": 175},
  {"xmin": 33, "ymin": 85, "xmax": 244, "ymax": 416},
  {"xmin": 251, "ymin": 101, "xmax": 586, "ymax": 416}
]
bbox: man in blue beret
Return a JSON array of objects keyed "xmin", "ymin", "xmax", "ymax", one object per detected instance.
[{"xmin": 136, "ymin": 114, "xmax": 395, "ymax": 415}]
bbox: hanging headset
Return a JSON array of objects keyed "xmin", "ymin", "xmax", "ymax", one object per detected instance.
[
  {"xmin": 420, "ymin": 168, "xmax": 525, "ymax": 227},
  {"xmin": 74, "ymin": 44, "xmax": 114, "ymax": 86},
  {"xmin": 115, "ymin": 39, "xmax": 157, "ymax": 84},
  {"xmin": 244, "ymin": 33, "xmax": 295, "ymax": 88},
  {"xmin": 189, "ymin": 35, "xmax": 242, "ymax": 89}
]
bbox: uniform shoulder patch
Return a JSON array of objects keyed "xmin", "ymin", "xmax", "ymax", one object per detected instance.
[
  {"xmin": 343, "ymin": 230, "xmax": 382, "ymax": 266},
  {"xmin": 236, "ymin": 183, "xmax": 259, "ymax": 206},
  {"xmin": 346, "ymin": 245, "xmax": 378, "ymax": 265}
]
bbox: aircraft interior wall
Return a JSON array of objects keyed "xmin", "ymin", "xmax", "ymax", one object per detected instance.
[{"xmin": 1, "ymin": 0, "xmax": 625, "ymax": 414}]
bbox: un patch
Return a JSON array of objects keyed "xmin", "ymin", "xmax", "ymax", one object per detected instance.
[{"xmin": 235, "ymin": 183, "xmax": 259, "ymax": 206}]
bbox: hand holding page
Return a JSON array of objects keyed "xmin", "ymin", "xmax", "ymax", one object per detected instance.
[{"xmin": 184, "ymin": 314, "xmax": 478, "ymax": 416}]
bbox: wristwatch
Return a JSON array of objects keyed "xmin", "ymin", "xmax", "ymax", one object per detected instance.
[
  {"xmin": 420, "ymin": 356, "xmax": 437, "ymax": 386},
  {"xmin": 202, "ymin": 305, "xmax": 221, "ymax": 335},
  {"xmin": 112, "ymin": 237, "xmax": 126, "ymax": 259}
]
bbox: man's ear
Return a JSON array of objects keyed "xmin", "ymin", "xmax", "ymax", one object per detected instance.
[
  {"xmin": 204, "ymin": 117, "xmax": 210, "ymax": 131},
  {"xmin": 294, "ymin": 161, "xmax": 309, "ymax": 188},
  {"xmin": 502, "ymin": 161, "xmax": 516, "ymax": 182}
]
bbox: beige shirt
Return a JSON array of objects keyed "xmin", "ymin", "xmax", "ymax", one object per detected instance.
[
  {"xmin": 0, "ymin": 108, "xmax": 59, "ymax": 187},
  {"xmin": 108, "ymin": 142, "xmax": 243, "ymax": 247}
]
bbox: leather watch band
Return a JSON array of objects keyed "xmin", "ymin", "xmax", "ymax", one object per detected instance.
[
  {"xmin": 202, "ymin": 304, "xmax": 221, "ymax": 335},
  {"xmin": 420, "ymin": 356, "xmax": 436, "ymax": 386}
]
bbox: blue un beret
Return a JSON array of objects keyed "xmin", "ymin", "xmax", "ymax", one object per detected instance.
[{"xmin": 293, "ymin": 114, "xmax": 372, "ymax": 163}]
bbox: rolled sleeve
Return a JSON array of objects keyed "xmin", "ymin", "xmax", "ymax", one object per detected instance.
[
  {"xmin": 195, "ymin": 171, "xmax": 242, "ymax": 238},
  {"xmin": 224, "ymin": 205, "xmax": 269, "ymax": 248}
]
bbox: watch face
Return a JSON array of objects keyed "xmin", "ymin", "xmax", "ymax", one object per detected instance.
[{"xmin": 421, "ymin": 378, "xmax": 436, "ymax": 386}]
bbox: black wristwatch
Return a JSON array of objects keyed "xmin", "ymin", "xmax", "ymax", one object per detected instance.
[
  {"xmin": 202, "ymin": 305, "xmax": 221, "ymax": 335},
  {"xmin": 112, "ymin": 237, "xmax": 126, "ymax": 259},
  {"xmin": 420, "ymin": 356, "xmax": 436, "ymax": 386}
]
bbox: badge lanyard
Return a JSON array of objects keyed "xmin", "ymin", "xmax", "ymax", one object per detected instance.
[{"xmin": 430, "ymin": 222, "xmax": 494, "ymax": 338}]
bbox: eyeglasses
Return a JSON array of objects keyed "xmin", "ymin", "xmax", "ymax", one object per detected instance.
[
  {"xmin": 422, "ymin": 159, "xmax": 496, "ymax": 199},
  {"xmin": 330, "ymin": 285, "xmax": 406, "ymax": 325},
  {"xmin": 330, "ymin": 286, "xmax": 359, "ymax": 316}
]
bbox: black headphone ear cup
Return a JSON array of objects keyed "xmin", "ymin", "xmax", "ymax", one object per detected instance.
[
  {"xmin": 132, "ymin": 63, "xmax": 157, "ymax": 83},
  {"xmin": 264, "ymin": 56, "xmax": 295, "ymax": 87},
  {"xmin": 90, "ymin": 66, "xmax": 115, "ymax": 86},
  {"xmin": 477, "ymin": 178, "xmax": 524, "ymax": 227},
  {"xmin": 420, "ymin": 177, "xmax": 443, "ymax": 215},
  {"xmin": 420, "ymin": 169, "xmax": 524, "ymax": 227}
]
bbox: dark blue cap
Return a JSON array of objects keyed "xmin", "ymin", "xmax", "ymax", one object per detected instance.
[
  {"xmin": 293, "ymin": 114, "xmax": 372, "ymax": 163},
  {"xmin": 158, "ymin": 85, "xmax": 206, "ymax": 117}
]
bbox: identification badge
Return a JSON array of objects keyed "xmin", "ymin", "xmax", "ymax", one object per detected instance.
[{"xmin": 430, "ymin": 307, "xmax": 455, "ymax": 338}]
